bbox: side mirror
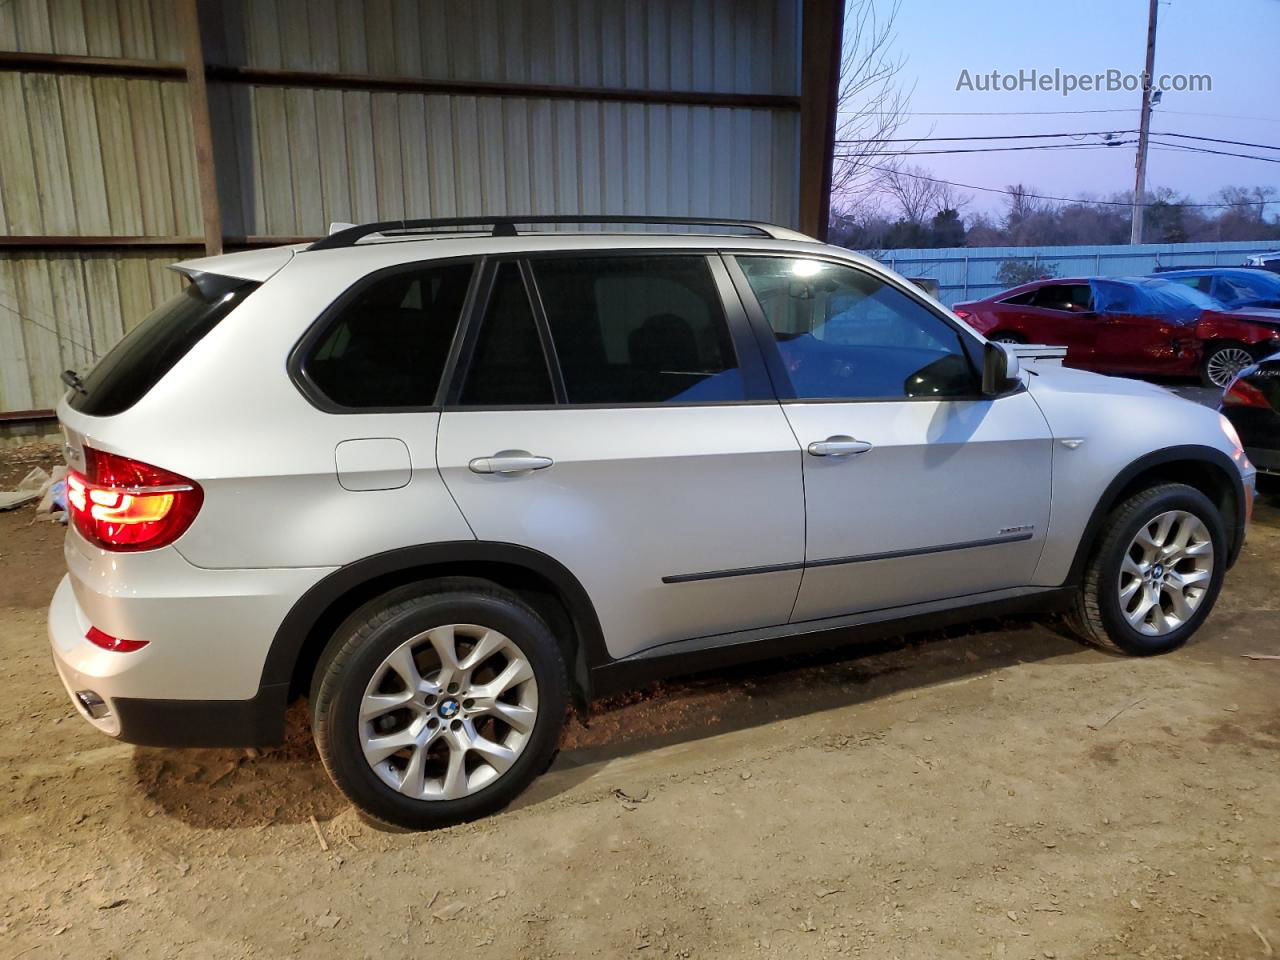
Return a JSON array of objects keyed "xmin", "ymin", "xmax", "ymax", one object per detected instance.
[{"xmin": 982, "ymin": 341, "xmax": 1021, "ymax": 396}]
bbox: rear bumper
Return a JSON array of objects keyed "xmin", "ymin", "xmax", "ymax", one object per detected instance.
[{"xmin": 48, "ymin": 536, "xmax": 334, "ymax": 746}]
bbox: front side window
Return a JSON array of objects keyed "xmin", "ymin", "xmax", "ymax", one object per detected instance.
[
  {"xmin": 737, "ymin": 257, "xmax": 980, "ymax": 401},
  {"xmin": 1031, "ymin": 284, "xmax": 1093, "ymax": 312},
  {"xmin": 305, "ymin": 262, "xmax": 472, "ymax": 408},
  {"xmin": 530, "ymin": 255, "xmax": 743, "ymax": 405}
]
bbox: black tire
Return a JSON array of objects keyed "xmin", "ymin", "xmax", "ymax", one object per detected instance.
[
  {"xmin": 1067, "ymin": 483, "xmax": 1227, "ymax": 655},
  {"xmin": 311, "ymin": 580, "xmax": 569, "ymax": 830},
  {"xmin": 988, "ymin": 332, "xmax": 1025, "ymax": 344},
  {"xmin": 1200, "ymin": 340, "xmax": 1257, "ymax": 388}
]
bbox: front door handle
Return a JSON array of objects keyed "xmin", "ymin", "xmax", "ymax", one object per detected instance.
[
  {"xmin": 806, "ymin": 436, "xmax": 873, "ymax": 458},
  {"xmin": 468, "ymin": 450, "xmax": 554, "ymax": 475}
]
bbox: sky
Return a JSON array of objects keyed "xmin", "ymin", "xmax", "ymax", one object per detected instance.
[{"xmin": 865, "ymin": 0, "xmax": 1280, "ymax": 216}]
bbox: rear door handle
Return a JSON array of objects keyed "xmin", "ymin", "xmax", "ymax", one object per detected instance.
[
  {"xmin": 468, "ymin": 451, "xmax": 554, "ymax": 475},
  {"xmin": 806, "ymin": 436, "xmax": 873, "ymax": 458}
]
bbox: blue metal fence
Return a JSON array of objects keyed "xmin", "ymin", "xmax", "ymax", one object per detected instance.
[{"xmin": 865, "ymin": 240, "xmax": 1279, "ymax": 307}]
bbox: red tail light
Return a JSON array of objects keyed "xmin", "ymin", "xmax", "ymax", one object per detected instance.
[
  {"xmin": 66, "ymin": 448, "xmax": 203, "ymax": 552},
  {"xmin": 953, "ymin": 308, "xmax": 972, "ymax": 321},
  {"xmin": 1223, "ymin": 379, "xmax": 1270, "ymax": 409}
]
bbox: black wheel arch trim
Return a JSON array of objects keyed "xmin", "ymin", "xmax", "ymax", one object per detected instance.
[
  {"xmin": 1066, "ymin": 443, "xmax": 1247, "ymax": 585},
  {"xmin": 260, "ymin": 540, "xmax": 612, "ymax": 692}
]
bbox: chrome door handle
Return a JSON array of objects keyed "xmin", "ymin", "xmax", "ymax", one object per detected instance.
[
  {"xmin": 806, "ymin": 436, "xmax": 873, "ymax": 458},
  {"xmin": 468, "ymin": 451, "xmax": 554, "ymax": 475}
]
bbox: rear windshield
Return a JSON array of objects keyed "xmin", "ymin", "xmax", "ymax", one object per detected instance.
[{"xmin": 68, "ymin": 273, "xmax": 258, "ymax": 416}]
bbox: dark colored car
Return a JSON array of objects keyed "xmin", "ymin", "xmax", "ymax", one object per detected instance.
[
  {"xmin": 1223, "ymin": 354, "xmax": 1280, "ymax": 475},
  {"xmin": 1153, "ymin": 267, "xmax": 1280, "ymax": 310},
  {"xmin": 954, "ymin": 276, "xmax": 1280, "ymax": 387}
]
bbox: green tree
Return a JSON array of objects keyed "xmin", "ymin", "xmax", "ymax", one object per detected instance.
[{"xmin": 995, "ymin": 260, "xmax": 1058, "ymax": 288}]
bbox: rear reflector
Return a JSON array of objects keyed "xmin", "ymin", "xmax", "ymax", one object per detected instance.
[
  {"xmin": 67, "ymin": 448, "xmax": 203, "ymax": 552},
  {"xmin": 86, "ymin": 626, "xmax": 148, "ymax": 653}
]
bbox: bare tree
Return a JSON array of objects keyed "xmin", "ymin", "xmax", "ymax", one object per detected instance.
[
  {"xmin": 1216, "ymin": 185, "xmax": 1277, "ymax": 222},
  {"xmin": 831, "ymin": 0, "xmax": 914, "ymax": 210},
  {"xmin": 882, "ymin": 165, "xmax": 941, "ymax": 224}
]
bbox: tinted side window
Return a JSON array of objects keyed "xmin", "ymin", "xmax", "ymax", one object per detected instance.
[
  {"xmin": 461, "ymin": 263, "xmax": 555, "ymax": 406},
  {"xmin": 999, "ymin": 290, "xmax": 1038, "ymax": 306},
  {"xmin": 737, "ymin": 257, "xmax": 979, "ymax": 400},
  {"xmin": 531, "ymin": 255, "xmax": 743, "ymax": 405},
  {"xmin": 70, "ymin": 275, "xmax": 258, "ymax": 417},
  {"xmin": 1031, "ymin": 284, "xmax": 1093, "ymax": 312},
  {"xmin": 306, "ymin": 262, "xmax": 472, "ymax": 408}
]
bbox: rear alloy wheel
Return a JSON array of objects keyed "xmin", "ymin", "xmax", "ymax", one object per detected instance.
[
  {"xmin": 359, "ymin": 625, "xmax": 539, "ymax": 801},
  {"xmin": 989, "ymin": 333, "xmax": 1024, "ymax": 345},
  {"xmin": 1202, "ymin": 341, "xmax": 1256, "ymax": 388},
  {"xmin": 1067, "ymin": 483, "xmax": 1226, "ymax": 655},
  {"xmin": 312, "ymin": 583, "xmax": 568, "ymax": 829}
]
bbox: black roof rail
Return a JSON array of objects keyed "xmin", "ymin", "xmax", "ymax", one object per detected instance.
[{"xmin": 306, "ymin": 215, "xmax": 811, "ymax": 251}]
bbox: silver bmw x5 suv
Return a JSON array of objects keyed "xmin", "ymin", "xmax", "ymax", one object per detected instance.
[{"xmin": 49, "ymin": 216, "xmax": 1254, "ymax": 828}]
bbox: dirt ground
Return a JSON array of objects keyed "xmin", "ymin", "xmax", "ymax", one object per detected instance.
[{"xmin": 1, "ymin": 444, "xmax": 1278, "ymax": 960}]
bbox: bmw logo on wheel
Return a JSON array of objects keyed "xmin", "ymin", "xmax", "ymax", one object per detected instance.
[{"xmin": 438, "ymin": 699, "xmax": 460, "ymax": 719}]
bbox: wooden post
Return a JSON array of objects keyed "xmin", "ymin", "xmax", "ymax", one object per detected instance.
[
  {"xmin": 798, "ymin": 0, "xmax": 844, "ymax": 241},
  {"xmin": 1129, "ymin": 0, "xmax": 1159, "ymax": 245},
  {"xmin": 180, "ymin": 0, "xmax": 222, "ymax": 256}
]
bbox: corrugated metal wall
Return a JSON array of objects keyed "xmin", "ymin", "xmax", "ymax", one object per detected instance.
[
  {"xmin": 0, "ymin": 0, "xmax": 805, "ymax": 412},
  {"xmin": 0, "ymin": 0, "xmax": 192, "ymax": 411},
  {"xmin": 876, "ymin": 240, "xmax": 1280, "ymax": 307},
  {"xmin": 219, "ymin": 89, "xmax": 798, "ymax": 237},
  {"xmin": 0, "ymin": 250, "xmax": 185, "ymax": 412},
  {"xmin": 211, "ymin": 0, "xmax": 800, "ymax": 237},
  {"xmin": 217, "ymin": 0, "xmax": 797, "ymax": 93}
]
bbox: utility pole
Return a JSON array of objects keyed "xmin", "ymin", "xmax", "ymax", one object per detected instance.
[{"xmin": 1129, "ymin": 0, "xmax": 1159, "ymax": 244}]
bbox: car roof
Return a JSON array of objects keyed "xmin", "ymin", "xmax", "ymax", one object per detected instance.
[
  {"xmin": 177, "ymin": 231, "xmax": 872, "ymax": 283},
  {"xmin": 1152, "ymin": 267, "xmax": 1274, "ymax": 278}
]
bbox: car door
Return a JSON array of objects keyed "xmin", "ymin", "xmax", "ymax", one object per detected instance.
[
  {"xmin": 727, "ymin": 254, "xmax": 1053, "ymax": 622},
  {"xmin": 1091, "ymin": 279, "xmax": 1185, "ymax": 374},
  {"xmin": 1024, "ymin": 282, "xmax": 1098, "ymax": 363},
  {"xmin": 435, "ymin": 253, "xmax": 805, "ymax": 661}
]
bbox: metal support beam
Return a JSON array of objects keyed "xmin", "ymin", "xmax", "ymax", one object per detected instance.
[
  {"xmin": 798, "ymin": 0, "xmax": 844, "ymax": 241},
  {"xmin": 203, "ymin": 64, "xmax": 801, "ymax": 111},
  {"xmin": 180, "ymin": 0, "xmax": 223, "ymax": 257}
]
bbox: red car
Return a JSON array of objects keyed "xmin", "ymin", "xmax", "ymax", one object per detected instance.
[{"xmin": 953, "ymin": 277, "xmax": 1280, "ymax": 387}]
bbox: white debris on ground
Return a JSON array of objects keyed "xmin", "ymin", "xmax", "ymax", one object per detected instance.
[{"xmin": 0, "ymin": 465, "xmax": 68, "ymax": 522}]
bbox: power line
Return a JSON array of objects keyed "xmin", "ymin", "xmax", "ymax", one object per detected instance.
[
  {"xmin": 854, "ymin": 108, "xmax": 1280, "ymax": 124},
  {"xmin": 835, "ymin": 129, "xmax": 1134, "ymax": 144},
  {"xmin": 856, "ymin": 108, "xmax": 1136, "ymax": 116},
  {"xmin": 1147, "ymin": 139, "xmax": 1280, "ymax": 163},
  {"xmin": 849, "ymin": 162, "xmax": 1280, "ymax": 209},
  {"xmin": 1152, "ymin": 131, "xmax": 1280, "ymax": 152},
  {"xmin": 835, "ymin": 141, "xmax": 1134, "ymax": 158}
]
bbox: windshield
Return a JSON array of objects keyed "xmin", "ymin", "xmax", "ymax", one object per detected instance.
[
  {"xmin": 1219, "ymin": 272, "xmax": 1280, "ymax": 306},
  {"xmin": 1145, "ymin": 280, "xmax": 1218, "ymax": 315}
]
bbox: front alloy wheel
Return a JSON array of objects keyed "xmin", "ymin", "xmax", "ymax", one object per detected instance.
[
  {"xmin": 1116, "ymin": 510, "xmax": 1214, "ymax": 636},
  {"xmin": 1067, "ymin": 482, "xmax": 1226, "ymax": 655}
]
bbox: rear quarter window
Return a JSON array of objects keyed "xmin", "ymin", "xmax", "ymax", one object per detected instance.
[{"xmin": 68, "ymin": 273, "xmax": 259, "ymax": 417}]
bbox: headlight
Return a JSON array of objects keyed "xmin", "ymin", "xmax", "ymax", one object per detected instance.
[{"xmin": 1219, "ymin": 413, "xmax": 1248, "ymax": 464}]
